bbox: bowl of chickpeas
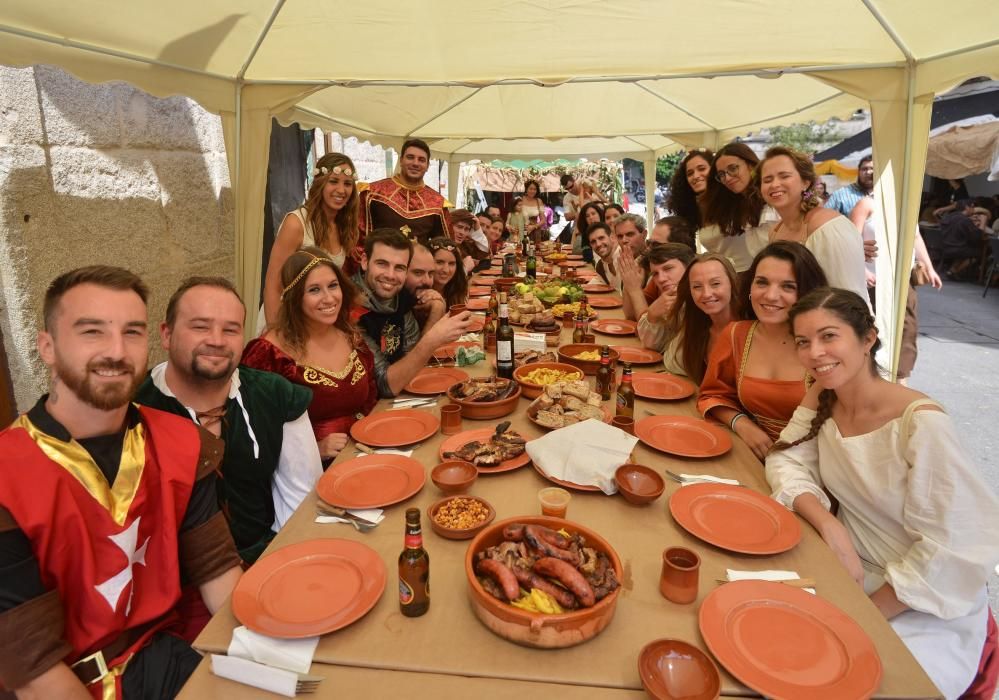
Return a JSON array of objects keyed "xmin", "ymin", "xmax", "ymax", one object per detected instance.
[{"xmin": 428, "ymin": 495, "xmax": 496, "ymax": 540}]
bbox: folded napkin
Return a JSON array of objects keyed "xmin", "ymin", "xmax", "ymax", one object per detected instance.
[
  {"xmin": 726, "ymin": 569, "xmax": 815, "ymax": 595},
  {"xmin": 228, "ymin": 625, "xmax": 319, "ymax": 674},
  {"xmin": 526, "ymin": 418, "xmax": 638, "ymax": 495},
  {"xmin": 315, "ymin": 507, "xmax": 385, "ymax": 526},
  {"xmin": 211, "ymin": 654, "xmax": 299, "ymax": 697},
  {"xmin": 679, "ymin": 473, "xmax": 740, "ymax": 487},
  {"xmin": 457, "ymin": 332, "xmax": 482, "ymax": 343}
]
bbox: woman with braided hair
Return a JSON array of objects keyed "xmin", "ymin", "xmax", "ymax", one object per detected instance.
[
  {"xmin": 757, "ymin": 146, "xmax": 869, "ymax": 305},
  {"xmin": 697, "ymin": 242, "xmax": 827, "ymax": 460},
  {"xmin": 766, "ymin": 287, "xmax": 999, "ymax": 699}
]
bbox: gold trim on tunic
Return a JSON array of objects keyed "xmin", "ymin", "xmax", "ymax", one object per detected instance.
[{"xmin": 15, "ymin": 411, "xmax": 146, "ymax": 527}]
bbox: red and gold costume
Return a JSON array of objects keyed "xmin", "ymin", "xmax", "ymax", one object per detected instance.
[
  {"xmin": 358, "ymin": 176, "xmax": 451, "ymax": 245},
  {"xmin": 0, "ymin": 403, "xmax": 239, "ymax": 699}
]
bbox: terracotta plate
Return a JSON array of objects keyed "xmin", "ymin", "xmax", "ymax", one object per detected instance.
[
  {"xmin": 432, "ymin": 340, "xmax": 480, "ymax": 361},
  {"xmin": 233, "ymin": 539, "xmax": 386, "ymax": 638},
  {"xmin": 317, "ymin": 454, "xmax": 426, "ymax": 509},
  {"xmin": 611, "ymin": 346, "xmax": 663, "ymax": 365},
  {"xmin": 632, "ymin": 372, "xmax": 696, "ymax": 400},
  {"xmin": 466, "ymin": 315, "xmax": 486, "ymax": 332},
  {"xmin": 532, "ymin": 462, "xmax": 601, "ymax": 492},
  {"xmin": 403, "ymin": 367, "xmax": 469, "ymax": 395},
  {"xmin": 581, "ymin": 283, "xmax": 614, "ymax": 293},
  {"xmin": 567, "ymin": 254, "xmax": 584, "ymax": 260},
  {"xmin": 590, "ymin": 319, "xmax": 638, "ymax": 336},
  {"xmin": 669, "ymin": 483, "xmax": 801, "ymax": 554},
  {"xmin": 466, "ymin": 297, "xmax": 489, "ymax": 311},
  {"xmin": 479, "ymin": 270, "xmax": 500, "ymax": 277},
  {"xmin": 587, "ymin": 296, "xmax": 623, "ymax": 309},
  {"xmin": 699, "ymin": 581, "xmax": 882, "ymax": 700},
  {"xmin": 439, "ymin": 428, "xmax": 531, "ymax": 473},
  {"xmin": 635, "ymin": 415, "xmax": 732, "ymax": 458},
  {"xmin": 563, "ymin": 260, "xmax": 586, "ymax": 268},
  {"xmin": 469, "ymin": 286, "xmax": 491, "ymax": 297},
  {"xmin": 349, "ymin": 409, "xmax": 439, "ymax": 447}
]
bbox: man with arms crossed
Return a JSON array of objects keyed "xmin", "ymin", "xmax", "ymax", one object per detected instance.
[{"xmin": 0, "ymin": 266, "xmax": 241, "ymax": 699}]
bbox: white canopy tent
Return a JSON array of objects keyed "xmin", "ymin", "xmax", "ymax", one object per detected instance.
[{"xmin": 2, "ymin": 0, "xmax": 998, "ymax": 374}]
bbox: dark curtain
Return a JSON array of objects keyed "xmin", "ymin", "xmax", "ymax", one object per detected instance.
[{"xmin": 259, "ymin": 119, "xmax": 313, "ymax": 303}]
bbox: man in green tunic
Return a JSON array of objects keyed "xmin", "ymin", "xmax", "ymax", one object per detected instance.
[{"xmin": 135, "ymin": 277, "xmax": 321, "ymax": 564}]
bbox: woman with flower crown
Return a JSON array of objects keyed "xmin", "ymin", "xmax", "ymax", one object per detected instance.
[
  {"xmin": 756, "ymin": 146, "xmax": 869, "ymax": 304},
  {"xmin": 260, "ymin": 153, "xmax": 362, "ymax": 330}
]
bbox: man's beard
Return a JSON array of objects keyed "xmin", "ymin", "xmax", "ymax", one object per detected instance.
[
  {"xmin": 54, "ymin": 357, "xmax": 144, "ymax": 411},
  {"xmin": 189, "ymin": 348, "xmax": 236, "ymax": 381}
]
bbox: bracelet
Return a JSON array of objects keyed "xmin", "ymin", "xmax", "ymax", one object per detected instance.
[{"xmin": 729, "ymin": 413, "xmax": 747, "ymax": 431}]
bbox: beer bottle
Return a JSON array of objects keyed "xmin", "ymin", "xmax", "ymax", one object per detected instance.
[
  {"xmin": 572, "ymin": 315, "xmax": 585, "ymax": 345},
  {"xmin": 496, "ymin": 292, "xmax": 515, "ymax": 379},
  {"xmin": 484, "ymin": 311, "xmax": 497, "ymax": 352},
  {"xmin": 596, "ymin": 345, "xmax": 613, "ymax": 401},
  {"xmin": 616, "ymin": 362, "xmax": 635, "ymax": 418},
  {"xmin": 399, "ymin": 508, "xmax": 429, "ymax": 617},
  {"xmin": 488, "ymin": 289, "xmax": 498, "ymax": 318}
]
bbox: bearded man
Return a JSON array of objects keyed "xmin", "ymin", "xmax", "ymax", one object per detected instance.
[
  {"xmin": 0, "ymin": 266, "xmax": 241, "ymax": 699},
  {"xmin": 135, "ymin": 277, "xmax": 321, "ymax": 564}
]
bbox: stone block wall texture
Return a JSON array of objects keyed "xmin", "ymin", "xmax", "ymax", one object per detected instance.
[{"xmin": 0, "ymin": 65, "xmax": 234, "ymax": 411}]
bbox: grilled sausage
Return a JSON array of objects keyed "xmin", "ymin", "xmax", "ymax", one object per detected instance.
[
  {"xmin": 476, "ymin": 559, "xmax": 520, "ymax": 601},
  {"xmin": 533, "ymin": 557, "xmax": 596, "ymax": 607},
  {"xmin": 502, "ymin": 523, "xmax": 526, "ymax": 541},
  {"xmin": 525, "ymin": 525, "xmax": 579, "ymax": 565},
  {"xmin": 534, "ymin": 525, "xmax": 571, "ymax": 549},
  {"xmin": 512, "ymin": 567, "xmax": 578, "ymax": 610}
]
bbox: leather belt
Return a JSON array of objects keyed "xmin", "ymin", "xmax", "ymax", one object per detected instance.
[{"xmin": 70, "ymin": 621, "xmax": 157, "ymax": 686}]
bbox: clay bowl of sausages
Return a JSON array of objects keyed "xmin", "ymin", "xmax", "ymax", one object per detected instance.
[
  {"xmin": 465, "ymin": 516, "xmax": 623, "ymax": 648},
  {"xmin": 446, "ymin": 377, "xmax": 521, "ymax": 420}
]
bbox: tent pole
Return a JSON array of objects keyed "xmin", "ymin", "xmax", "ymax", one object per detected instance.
[
  {"xmin": 891, "ymin": 65, "xmax": 918, "ymax": 381},
  {"xmin": 234, "ymin": 80, "xmax": 242, "ymax": 294},
  {"xmin": 643, "ymin": 158, "xmax": 657, "ymax": 230}
]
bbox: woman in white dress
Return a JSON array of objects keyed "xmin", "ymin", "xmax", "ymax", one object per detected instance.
[
  {"xmin": 756, "ymin": 147, "xmax": 869, "ymax": 305},
  {"xmin": 698, "ymin": 142, "xmax": 770, "ymax": 273},
  {"xmin": 766, "ymin": 287, "xmax": 999, "ymax": 699},
  {"xmin": 260, "ymin": 153, "xmax": 361, "ymax": 329},
  {"xmin": 520, "ymin": 180, "xmax": 547, "ymax": 243}
]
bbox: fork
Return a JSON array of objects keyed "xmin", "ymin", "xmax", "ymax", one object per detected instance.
[
  {"xmin": 665, "ymin": 470, "xmax": 742, "ymax": 487},
  {"xmin": 296, "ymin": 675, "xmax": 323, "ymax": 694}
]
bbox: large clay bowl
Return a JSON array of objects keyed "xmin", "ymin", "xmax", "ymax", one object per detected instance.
[
  {"xmin": 446, "ymin": 382, "xmax": 521, "ymax": 419},
  {"xmin": 492, "ymin": 277, "xmax": 520, "ymax": 293},
  {"xmin": 513, "ymin": 362, "xmax": 583, "ymax": 399},
  {"xmin": 465, "ymin": 515, "xmax": 623, "ymax": 648},
  {"xmin": 558, "ymin": 343, "xmax": 620, "ymax": 376}
]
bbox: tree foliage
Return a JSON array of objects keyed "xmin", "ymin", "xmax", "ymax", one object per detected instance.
[
  {"xmin": 769, "ymin": 123, "xmax": 843, "ymax": 156},
  {"xmin": 656, "ymin": 152, "xmax": 684, "ymax": 185}
]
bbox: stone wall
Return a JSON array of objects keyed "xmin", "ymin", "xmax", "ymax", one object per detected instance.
[{"xmin": 0, "ymin": 65, "xmax": 234, "ymax": 411}]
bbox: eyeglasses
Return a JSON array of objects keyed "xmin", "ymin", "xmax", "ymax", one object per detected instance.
[{"xmin": 714, "ymin": 164, "xmax": 744, "ymax": 182}]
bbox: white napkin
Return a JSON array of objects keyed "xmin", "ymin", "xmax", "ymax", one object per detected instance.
[
  {"xmin": 360, "ymin": 448, "xmax": 413, "ymax": 457},
  {"xmin": 726, "ymin": 569, "xmax": 815, "ymax": 595},
  {"xmin": 457, "ymin": 332, "xmax": 482, "ymax": 343},
  {"xmin": 211, "ymin": 654, "xmax": 298, "ymax": 697},
  {"xmin": 526, "ymin": 418, "xmax": 638, "ymax": 495},
  {"xmin": 679, "ymin": 473, "xmax": 740, "ymax": 487},
  {"xmin": 228, "ymin": 625, "xmax": 319, "ymax": 674}
]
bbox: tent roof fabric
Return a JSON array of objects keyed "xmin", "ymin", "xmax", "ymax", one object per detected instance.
[{"xmin": 2, "ymin": 0, "xmax": 997, "ymax": 160}]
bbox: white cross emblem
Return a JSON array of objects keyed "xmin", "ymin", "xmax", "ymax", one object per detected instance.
[{"xmin": 94, "ymin": 517, "xmax": 150, "ymax": 614}]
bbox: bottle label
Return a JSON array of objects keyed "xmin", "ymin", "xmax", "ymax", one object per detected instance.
[
  {"xmin": 399, "ymin": 579, "xmax": 414, "ymax": 605},
  {"xmin": 405, "ymin": 534, "xmax": 422, "ymax": 549},
  {"xmin": 496, "ymin": 341, "xmax": 513, "ymax": 362}
]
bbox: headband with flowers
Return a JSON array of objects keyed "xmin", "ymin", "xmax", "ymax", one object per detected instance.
[{"xmin": 313, "ymin": 165, "xmax": 355, "ymax": 178}]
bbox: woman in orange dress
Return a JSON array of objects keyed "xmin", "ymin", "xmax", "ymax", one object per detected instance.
[{"xmin": 697, "ymin": 241, "xmax": 827, "ymax": 460}]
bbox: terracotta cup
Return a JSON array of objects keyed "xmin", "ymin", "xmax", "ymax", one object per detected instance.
[
  {"xmin": 583, "ymin": 333, "xmax": 596, "ymax": 344},
  {"xmin": 440, "ymin": 404, "xmax": 463, "ymax": 435},
  {"xmin": 611, "ymin": 415, "xmax": 635, "ymax": 435},
  {"xmin": 449, "ymin": 304, "xmax": 467, "ymax": 317},
  {"xmin": 538, "ymin": 487, "xmax": 571, "ymax": 518},
  {"xmin": 562, "ymin": 311, "xmax": 575, "ymax": 330},
  {"xmin": 660, "ymin": 546, "xmax": 700, "ymax": 604}
]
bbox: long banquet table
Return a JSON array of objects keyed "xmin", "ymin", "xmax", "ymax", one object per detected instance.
[{"xmin": 182, "ymin": 261, "xmax": 941, "ymax": 699}]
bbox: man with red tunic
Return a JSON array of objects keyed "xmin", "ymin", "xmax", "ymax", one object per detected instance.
[
  {"xmin": 0, "ymin": 266, "xmax": 242, "ymax": 699},
  {"xmin": 358, "ymin": 138, "xmax": 451, "ymax": 246}
]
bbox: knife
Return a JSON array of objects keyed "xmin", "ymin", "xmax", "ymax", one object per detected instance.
[{"xmin": 315, "ymin": 502, "xmax": 379, "ymax": 525}]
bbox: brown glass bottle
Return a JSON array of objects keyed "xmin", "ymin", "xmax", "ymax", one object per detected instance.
[
  {"xmin": 484, "ymin": 311, "xmax": 497, "ymax": 352},
  {"xmin": 616, "ymin": 362, "xmax": 635, "ymax": 418},
  {"xmin": 399, "ymin": 508, "xmax": 429, "ymax": 617},
  {"xmin": 496, "ymin": 292, "xmax": 515, "ymax": 379},
  {"xmin": 596, "ymin": 345, "xmax": 613, "ymax": 401},
  {"xmin": 572, "ymin": 316, "xmax": 585, "ymax": 344}
]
